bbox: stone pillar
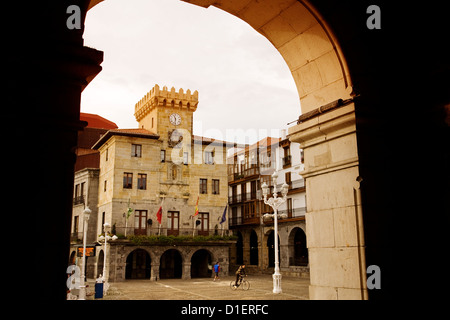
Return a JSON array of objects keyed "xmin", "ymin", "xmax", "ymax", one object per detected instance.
[
  {"xmin": 19, "ymin": 0, "xmax": 103, "ymax": 300},
  {"xmin": 182, "ymin": 262, "xmax": 191, "ymax": 280},
  {"xmin": 289, "ymin": 103, "xmax": 367, "ymax": 300},
  {"xmin": 151, "ymin": 263, "xmax": 160, "ymax": 281},
  {"xmin": 242, "ymin": 231, "xmax": 251, "ymax": 265}
]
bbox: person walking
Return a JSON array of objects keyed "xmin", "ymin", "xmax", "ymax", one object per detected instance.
[{"xmin": 213, "ymin": 262, "xmax": 220, "ymax": 281}]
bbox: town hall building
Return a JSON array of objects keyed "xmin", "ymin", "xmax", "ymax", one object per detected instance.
[{"xmin": 70, "ymin": 85, "xmax": 237, "ymax": 282}]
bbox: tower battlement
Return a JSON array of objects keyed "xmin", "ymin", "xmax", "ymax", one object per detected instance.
[{"xmin": 134, "ymin": 84, "xmax": 199, "ymax": 122}]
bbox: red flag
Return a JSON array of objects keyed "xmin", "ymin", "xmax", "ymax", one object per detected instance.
[
  {"xmin": 156, "ymin": 206, "xmax": 162, "ymax": 224},
  {"xmin": 193, "ymin": 196, "xmax": 199, "ymax": 217}
]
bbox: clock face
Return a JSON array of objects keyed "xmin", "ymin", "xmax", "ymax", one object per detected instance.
[{"xmin": 169, "ymin": 113, "xmax": 181, "ymax": 126}]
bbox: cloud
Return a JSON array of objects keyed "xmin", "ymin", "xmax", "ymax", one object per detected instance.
[{"xmin": 82, "ymin": 0, "xmax": 300, "ymax": 142}]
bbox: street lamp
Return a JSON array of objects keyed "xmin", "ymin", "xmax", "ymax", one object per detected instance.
[
  {"xmin": 78, "ymin": 207, "xmax": 91, "ymax": 300},
  {"xmin": 261, "ymin": 171, "xmax": 289, "ymax": 294},
  {"xmin": 98, "ymin": 222, "xmax": 118, "ymax": 294}
]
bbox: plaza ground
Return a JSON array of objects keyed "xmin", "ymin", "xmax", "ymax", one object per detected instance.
[{"xmin": 85, "ymin": 274, "xmax": 310, "ymax": 300}]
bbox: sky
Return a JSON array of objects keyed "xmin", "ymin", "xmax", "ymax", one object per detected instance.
[{"xmin": 81, "ymin": 0, "xmax": 301, "ymax": 145}]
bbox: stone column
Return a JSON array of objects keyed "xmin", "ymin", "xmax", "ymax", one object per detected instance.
[
  {"xmin": 182, "ymin": 262, "xmax": 191, "ymax": 280},
  {"xmin": 242, "ymin": 231, "xmax": 251, "ymax": 265},
  {"xmin": 151, "ymin": 263, "xmax": 160, "ymax": 281},
  {"xmin": 289, "ymin": 103, "xmax": 368, "ymax": 300},
  {"xmin": 20, "ymin": 0, "xmax": 103, "ymax": 300}
]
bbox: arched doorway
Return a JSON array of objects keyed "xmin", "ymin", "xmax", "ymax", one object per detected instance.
[
  {"xmin": 236, "ymin": 231, "xmax": 243, "ymax": 265},
  {"xmin": 126, "ymin": 249, "xmax": 151, "ymax": 279},
  {"xmin": 69, "ymin": 251, "xmax": 76, "ymax": 265},
  {"xmin": 191, "ymin": 249, "xmax": 212, "ymax": 278},
  {"xmin": 97, "ymin": 250, "xmax": 104, "ymax": 278},
  {"xmin": 267, "ymin": 230, "xmax": 280, "ymax": 268},
  {"xmin": 289, "ymin": 227, "xmax": 308, "ymax": 266},
  {"xmin": 160, "ymin": 249, "xmax": 182, "ymax": 279},
  {"xmin": 250, "ymin": 230, "xmax": 258, "ymax": 265}
]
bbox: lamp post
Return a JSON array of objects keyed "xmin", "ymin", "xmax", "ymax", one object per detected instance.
[
  {"xmin": 98, "ymin": 222, "xmax": 118, "ymax": 294},
  {"xmin": 261, "ymin": 171, "xmax": 289, "ymax": 294},
  {"xmin": 78, "ymin": 207, "xmax": 91, "ymax": 300}
]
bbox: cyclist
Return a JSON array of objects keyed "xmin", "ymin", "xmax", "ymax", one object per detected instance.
[{"xmin": 233, "ymin": 264, "xmax": 246, "ymax": 287}]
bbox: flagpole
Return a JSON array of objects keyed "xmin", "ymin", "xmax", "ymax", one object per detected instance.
[{"xmin": 158, "ymin": 197, "xmax": 164, "ymax": 236}]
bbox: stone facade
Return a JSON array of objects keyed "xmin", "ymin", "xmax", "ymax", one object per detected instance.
[
  {"xmin": 289, "ymin": 103, "xmax": 367, "ymax": 299},
  {"xmin": 106, "ymin": 240, "xmax": 232, "ymax": 282},
  {"xmin": 84, "ymin": 84, "xmax": 235, "ymax": 281},
  {"xmin": 227, "ymin": 135, "xmax": 309, "ymax": 277}
]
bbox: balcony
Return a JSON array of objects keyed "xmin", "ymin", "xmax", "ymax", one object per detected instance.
[
  {"xmin": 113, "ymin": 226, "xmax": 232, "ymax": 238},
  {"xmin": 229, "ymin": 207, "xmax": 307, "ymax": 227},
  {"xmin": 229, "ymin": 216, "xmax": 260, "ymax": 227},
  {"xmin": 282, "ymin": 155, "xmax": 292, "ymax": 167},
  {"xmin": 228, "ymin": 165, "xmax": 260, "ymax": 182},
  {"xmin": 73, "ymin": 195, "xmax": 85, "ymax": 206},
  {"xmin": 228, "ymin": 191, "xmax": 261, "ymax": 204}
]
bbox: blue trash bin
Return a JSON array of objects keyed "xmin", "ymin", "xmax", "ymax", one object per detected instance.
[{"xmin": 95, "ymin": 282, "xmax": 104, "ymax": 299}]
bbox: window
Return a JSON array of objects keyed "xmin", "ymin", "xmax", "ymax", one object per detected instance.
[
  {"xmin": 285, "ymin": 172, "xmax": 292, "ymax": 188},
  {"xmin": 183, "ymin": 152, "xmax": 189, "ymax": 165},
  {"xmin": 171, "ymin": 165, "xmax": 177, "ymax": 181},
  {"xmin": 198, "ymin": 212, "xmax": 209, "ymax": 236},
  {"xmin": 160, "ymin": 150, "xmax": 166, "ymax": 162},
  {"xmin": 212, "ymin": 179, "xmax": 220, "ymax": 194},
  {"xmin": 104, "ymin": 180, "xmax": 107, "ymax": 192},
  {"xmin": 106, "ymin": 148, "xmax": 108, "ymax": 161},
  {"xmin": 101, "ymin": 212, "xmax": 105, "ymax": 233},
  {"xmin": 205, "ymin": 151, "xmax": 214, "ymax": 165},
  {"xmin": 134, "ymin": 210, "xmax": 147, "ymax": 235},
  {"xmin": 132, "ymin": 144, "xmax": 142, "ymax": 157},
  {"xmin": 287, "ymin": 198, "xmax": 293, "ymax": 218},
  {"xmin": 138, "ymin": 174, "xmax": 147, "ymax": 190},
  {"xmin": 283, "ymin": 146, "xmax": 291, "ymax": 167},
  {"xmin": 167, "ymin": 211, "xmax": 179, "ymax": 236},
  {"xmin": 123, "ymin": 172, "xmax": 133, "ymax": 189},
  {"xmin": 199, "ymin": 179, "xmax": 207, "ymax": 194},
  {"xmin": 251, "ymin": 181, "xmax": 257, "ymax": 199},
  {"xmin": 73, "ymin": 216, "xmax": 79, "ymax": 234}
]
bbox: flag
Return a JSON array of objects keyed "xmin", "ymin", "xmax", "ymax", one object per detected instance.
[
  {"xmin": 156, "ymin": 206, "xmax": 162, "ymax": 224},
  {"xmin": 219, "ymin": 205, "xmax": 227, "ymax": 224},
  {"xmin": 193, "ymin": 196, "xmax": 199, "ymax": 217}
]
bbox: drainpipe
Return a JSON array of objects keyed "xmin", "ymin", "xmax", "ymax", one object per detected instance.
[{"xmin": 354, "ymin": 176, "xmax": 368, "ymax": 300}]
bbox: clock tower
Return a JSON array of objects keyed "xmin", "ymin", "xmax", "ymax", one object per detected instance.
[{"xmin": 134, "ymin": 84, "xmax": 199, "ymax": 149}]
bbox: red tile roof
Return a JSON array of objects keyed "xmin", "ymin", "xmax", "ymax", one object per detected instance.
[
  {"xmin": 91, "ymin": 128, "xmax": 160, "ymax": 149},
  {"xmin": 80, "ymin": 112, "xmax": 118, "ymax": 129}
]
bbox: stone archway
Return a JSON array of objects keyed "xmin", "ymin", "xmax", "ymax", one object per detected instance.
[
  {"xmin": 86, "ymin": 0, "xmax": 363, "ymax": 299},
  {"xmin": 249, "ymin": 229, "xmax": 259, "ymax": 266},
  {"xmin": 160, "ymin": 249, "xmax": 183, "ymax": 279},
  {"xmin": 126, "ymin": 249, "xmax": 151, "ymax": 279},
  {"xmin": 288, "ymin": 227, "xmax": 308, "ymax": 266},
  {"xmin": 191, "ymin": 249, "xmax": 213, "ymax": 278},
  {"xmin": 34, "ymin": 0, "xmax": 450, "ymax": 301},
  {"xmin": 97, "ymin": 249, "xmax": 104, "ymax": 278}
]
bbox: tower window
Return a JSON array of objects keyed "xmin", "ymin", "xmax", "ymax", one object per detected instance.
[
  {"xmin": 123, "ymin": 172, "xmax": 133, "ymax": 189},
  {"xmin": 200, "ymin": 179, "xmax": 207, "ymax": 194},
  {"xmin": 132, "ymin": 144, "xmax": 142, "ymax": 157}
]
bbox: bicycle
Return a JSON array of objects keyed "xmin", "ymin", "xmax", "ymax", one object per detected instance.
[{"xmin": 230, "ymin": 275, "xmax": 250, "ymax": 290}]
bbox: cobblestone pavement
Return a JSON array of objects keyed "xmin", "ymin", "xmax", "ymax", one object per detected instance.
[{"xmin": 86, "ymin": 275, "xmax": 309, "ymax": 300}]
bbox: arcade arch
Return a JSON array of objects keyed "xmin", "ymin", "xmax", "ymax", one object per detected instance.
[
  {"xmin": 288, "ymin": 227, "xmax": 308, "ymax": 266},
  {"xmin": 249, "ymin": 229, "xmax": 259, "ymax": 266},
  {"xmin": 126, "ymin": 249, "xmax": 151, "ymax": 279},
  {"xmin": 191, "ymin": 249, "xmax": 213, "ymax": 278},
  {"xmin": 160, "ymin": 249, "xmax": 183, "ymax": 279}
]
